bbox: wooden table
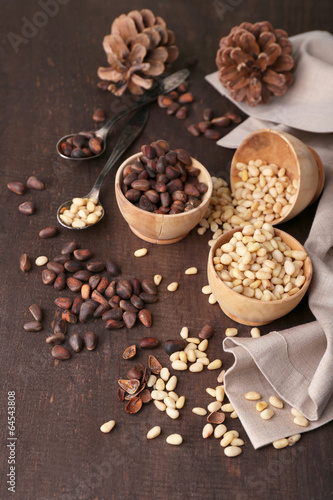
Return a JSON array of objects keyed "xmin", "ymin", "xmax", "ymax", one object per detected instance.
[{"xmin": 1, "ymin": 1, "xmax": 332, "ymax": 498}]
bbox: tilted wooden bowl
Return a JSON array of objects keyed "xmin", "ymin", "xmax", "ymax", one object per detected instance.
[
  {"xmin": 230, "ymin": 129, "xmax": 325, "ymax": 225},
  {"xmin": 115, "ymin": 153, "xmax": 213, "ymax": 245},
  {"xmin": 207, "ymin": 227, "xmax": 312, "ymax": 326}
]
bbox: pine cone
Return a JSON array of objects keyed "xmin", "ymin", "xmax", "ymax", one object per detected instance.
[
  {"xmin": 216, "ymin": 21, "xmax": 295, "ymax": 107},
  {"xmin": 98, "ymin": 9, "xmax": 179, "ymax": 96}
]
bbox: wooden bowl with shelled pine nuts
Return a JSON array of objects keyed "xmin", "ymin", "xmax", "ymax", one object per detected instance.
[
  {"xmin": 230, "ymin": 129, "xmax": 325, "ymax": 226},
  {"xmin": 207, "ymin": 223, "xmax": 312, "ymax": 326}
]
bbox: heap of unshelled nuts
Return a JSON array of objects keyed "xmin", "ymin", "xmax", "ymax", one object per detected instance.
[
  {"xmin": 23, "ymin": 241, "xmax": 159, "ymax": 361},
  {"xmin": 60, "ymin": 131, "xmax": 104, "ymax": 158},
  {"xmin": 188, "ymin": 109, "xmax": 242, "ymax": 141},
  {"xmin": 213, "ymin": 223, "xmax": 308, "ymax": 300},
  {"xmin": 122, "ymin": 140, "xmax": 208, "ymax": 214}
]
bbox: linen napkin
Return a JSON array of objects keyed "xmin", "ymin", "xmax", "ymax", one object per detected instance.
[{"xmin": 205, "ymin": 30, "xmax": 333, "ymax": 448}]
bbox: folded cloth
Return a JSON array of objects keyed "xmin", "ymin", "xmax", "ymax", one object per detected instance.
[
  {"xmin": 205, "ymin": 30, "xmax": 333, "ymax": 133},
  {"xmin": 205, "ymin": 30, "xmax": 333, "ymax": 448}
]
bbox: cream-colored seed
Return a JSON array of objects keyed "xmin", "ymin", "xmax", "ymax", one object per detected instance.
[
  {"xmin": 220, "ymin": 434, "xmax": 234, "ymax": 447},
  {"xmin": 176, "ymin": 395, "xmax": 185, "ymax": 409},
  {"xmin": 154, "ymin": 400, "xmax": 166, "ymax": 412},
  {"xmin": 134, "ymin": 248, "xmax": 148, "ymax": 257},
  {"xmin": 169, "ymin": 352, "xmax": 181, "ymax": 362},
  {"xmin": 155, "ymin": 379, "xmax": 165, "ymax": 391},
  {"xmin": 225, "ymin": 328, "xmax": 238, "ymax": 337},
  {"xmin": 189, "ymin": 362, "xmax": 204, "ymax": 373},
  {"xmin": 272, "ymin": 438, "xmax": 289, "ymax": 449},
  {"xmin": 208, "ymin": 359, "xmax": 222, "ymax": 370},
  {"xmin": 293, "ymin": 416, "xmax": 309, "ymax": 427},
  {"xmin": 194, "ymin": 350, "xmax": 207, "ymax": 359},
  {"xmin": 221, "ymin": 403, "xmax": 234, "ymax": 412},
  {"xmin": 202, "ymin": 423, "xmax": 214, "ymax": 439},
  {"xmin": 166, "ymin": 407, "xmax": 179, "ymax": 420},
  {"xmin": 72, "ymin": 197, "xmax": 85, "ymax": 206},
  {"xmin": 208, "ymin": 401, "xmax": 222, "ymax": 413},
  {"xmin": 151, "ymin": 390, "xmax": 168, "ymax": 401},
  {"xmin": 165, "ymin": 376, "xmax": 177, "ymax": 392},
  {"xmin": 202, "ymin": 285, "xmax": 212, "ymax": 295},
  {"xmin": 167, "ymin": 282, "xmax": 179, "ymax": 292},
  {"xmin": 291, "ymin": 407, "xmax": 304, "ymax": 418},
  {"xmin": 154, "ymin": 274, "xmax": 162, "ymax": 286},
  {"xmin": 184, "ymin": 343, "xmax": 196, "ymax": 353},
  {"xmin": 35, "ymin": 256, "xmax": 48, "ymax": 266},
  {"xmin": 179, "ymin": 351, "xmax": 187, "ymax": 363},
  {"xmin": 230, "ymin": 411, "xmax": 238, "ymax": 419},
  {"xmin": 86, "ymin": 213, "xmax": 99, "ymax": 224},
  {"xmin": 244, "ymin": 391, "xmax": 261, "ymax": 401},
  {"xmin": 60, "ymin": 214, "xmax": 73, "ymax": 225},
  {"xmin": 269, "ymin": 396, "xmax": 284, "ymax": 409},
  {"xmin": 231, "ymin": 438, "xmax": 245, "ymax": 446},
  {"xmin": 256, "ymin": 401, "xmax": 268, "ymax": 412},
  {"xmin": 171, "ymin": 360, "xmax": 187, "ymax": 371},
  {"xmin": 216, "ymin": 386, "xmax": 225, "ymax": 402},
  {"xmin": 185, "ymin": 267, "xmax": 198, "ymax": 275},
  {"xmin": 250, "ymin": 327, "xmax": 261, "ymax": 338},
  {"xmin": 72, "ymin": 219, "xmax": 86, "ymax": 228},
  {"xmin": 168, "ymin": 392, "xmax": 179, "ymax": 402},
  {"xmin": 217, "ymin": 370, "xmax": 225, "ymax": 384},
  {"xmin": 196, "ymin": 357, "xmax": 210, "ymax": 366},
  {"xmin": 187, "ymin": 337, "xmax": 200, "ymax": 344},
  {"xmin": 166, "ymin": 434, "xmax": 183, "ymax": 446},
  {"xmin": 187, "ymin": 350, "xmax": 196, "ymax": 363},
  {"xmin": 214, "ymin": 424, "xmax": 227, "ymax": 438},
  {"xmin": 260, "ymin": 408, "xmax": 275, "ymax": 420},
  {"xmin": 147, "ymin": 374, "xmax": 157, "ymax": 387},
  {"xmin": 206, "ymin": 388, "xmax": 217, "ymax": 398},
  {"xmin": 147, "ymin": 426, "xmax": 161, "ymax": 440},
  {"xmin": 198, "ymin": 339, "xmax": 208, "ymax": 351},
  {"xmin": 192, "ymin": 407, "xmax": 207, "ymax": 416},
  {"xmin": 100, "ymin": 420, "xmax": 116, "ymax": 433},
  {"xmin": 180, "ymin": 326, "xmax": 189, "ymax": 339},
  {"xmin": 208, "ymin": 294, "xmax": 217, "ymax": 304},
  {"xmin": 164, "ymin": 397, "xmax": 176, "ymax": 409},
  {"xmin": 160, "ymin": 367, "xmax": 170, "ymax": 382},
  {"xmin": 225, "ymin": 430, "xmax": 239, "ymax": 439},
  {"xmin": 288, "ymin": 434, "xmax": 301, "ymax": 446}
]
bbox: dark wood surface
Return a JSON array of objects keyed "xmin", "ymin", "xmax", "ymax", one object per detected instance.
[{"xmin": 1, "ymin": 1, "xmax": 332, "ymax": 499}]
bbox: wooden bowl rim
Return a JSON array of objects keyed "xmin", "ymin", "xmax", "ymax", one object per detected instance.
[
  {"xmin": 208, "ymin": 226, "xmax": 312, "ymax": 305},
  {"xmin": 115, "ymin": 152, "xmax": 213, "ymax": 220}
]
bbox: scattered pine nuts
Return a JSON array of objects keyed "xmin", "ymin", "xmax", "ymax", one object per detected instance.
[
  {"xmin": 217, "ymin": 370, "xmax": 225, "ymax": 384},
  {"xmin": 272, "ymin": 438, "xmax": 289, "ymax": 449},
  {"xmin": 176, "ymin": 395, "xmax": 185, "ymax": 409},
  {"xmin": 216, "ymin": 386, "xmax": 225, "ymax": 402},
  {"xmin": 293, "ymin": 416, "xmax": 309, "ymax": 427},
  {"xmin": 166, "ymin": 434, "xmax": 183, "ymax": 446},
  {"xmin": 256, "ymin": 401, "xmax": 268, "ymax": 412},
  {"xmin": 154, "ymin": 274, "xmax": 162, "ymax": 286},
  {"xmin": 147, "ymin": 374, "xmax": 157, "ymax": 387},
  {"xmin": 221, "ymin": 403, "xmax": 234, "ymax": 412},
  {"xmin": 134, "ymin": 248, "xmax": 148, "ymax": 257},
  {"xmin": 171, "ymin": 360, "xmax": 187, "ymax": 371},
  {"xmin": 244, "ymin": 391, "xmax": 261, "ymax": 401},
  {"xmin": 206, "ymin": 387, "xmax": 216, "ymax": 398},
  {"xmin": 100, "ymin": 420, "xmax": 116, "ymax": 433},
  {"xmin": 208, "ymin": 293, "xmax": 217, "ymax": 304},
  {"xmin": 207, "ymin": 401, "xmax": 222, "ymax": 413},
  {"xmin": 180, "ymin": 326, "xmax": 189, "ymax": 339},
  {"xmin": 189, "ymin": 362, "xmax": 204, "ymax": 373},
  {"xmin": 167, "ymin": 282, "xmax": 179, "ymax": 292},
  {"xmin": 231, "ymin": 438, "xmax": 245, "ymax": 446},
  {"xmin": 166, "ymin": 375, "xmax": 177, "ymax": 392},
  {"xmin": 220, "ymin": 433, "xmax": 234, "ymax": 447},
  {"xmin": 201, "ymin": 285, "xmax": 212, "ymax": 294},
  {"xmin": 230, "ymin": 411, "xmax": 238, "ymax": 419},
  {"xmin": 147, "ymin": 426, "xmax": 161, "ymax": 440},
  {"xmin": 166, "ymin": 407, "xmax": 179, "ymax": 419},
  {"xmin": 160, "ymin": 367, "xmax": 170, "ymax": 381},
  {"xmin": 185, "ymin": 267, "xmax": 198, "ymax": 275},
  {"xmin": 224, "ymin": 446, "xmax": 242, "ymax": 457},
  {"xmin": 35, "ymin": 256, "xmax": 48, "ymax": 266},
  {"xmin": 269, "ymin": 396, "xmax": 284, "ymax": 409},
  {"xmin": 250, "ymin": 327, "xmax": 261, "ymax": 338},
  {"xmin": 154, "ymin": 400, "xmax": 166, "ymax": 412},
  {"xmin": 214, "ymin": 424, "xmax": 227, "ymax": 438},
  {"xmin": 192, "ymin": 407, "xmax": 207, "ymax": 416},
  {"xmin": 202, "ymin": 423, "xmax": 214, "ymax": 439},
  {"xmin": 225, "ymin": 328, "xmax": 238, "ymax": 337},
  {"xmin": 155, "ymin": 379, "xmax": 165, "ymax": 391},
  {"xmin": 291, "ymin": 407, "xmax": 304, "ymax": 418},
  {"xmin": 260, "ymin": 408, "xmax": 275, "ymax": 420},
  {"xmin": 208, "ymin": 359, "xmax": 222, "ymax": 370},
  {"xmin": 288, "ymin": 434, "xmax": 301, "ymax": 446}
]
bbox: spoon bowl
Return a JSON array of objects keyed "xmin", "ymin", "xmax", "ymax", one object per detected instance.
[
  {"xmin": 56, "ymin": 132, "xmax": 107, "ymax": 161},
  {"xmin": 57, "ymin": 191, "xmax": 105, "ymax": 230}
]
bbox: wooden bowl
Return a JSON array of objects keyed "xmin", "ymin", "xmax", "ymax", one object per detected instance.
[
  {"xmin": 115, "ymin": 153, "xmax": 213, "ymax": 245},
  {"xmin": 207, "ymin": 227, "xmax": 312, "ymax": 326},
  {"xmin": 230, "ymin": 129, "xmax": 325, "ymax": 225}
]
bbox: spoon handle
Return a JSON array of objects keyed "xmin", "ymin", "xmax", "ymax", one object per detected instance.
[{"xmin": 88, "ymin": 107, "xmax": 150, "ymax": 200}]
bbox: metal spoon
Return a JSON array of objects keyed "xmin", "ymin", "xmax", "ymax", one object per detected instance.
[
  {"xmin": 56, "ymin": 68, "xmax": 190, "ymax": 161},
  {"xmin": 57, "ymin": 107, "xmax": 149, "ymax": 230}
]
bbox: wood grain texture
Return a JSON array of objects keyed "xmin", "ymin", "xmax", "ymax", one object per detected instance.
[{"xmin": 1, "ymin": 1, "xmax": 332, "ymax": 499}]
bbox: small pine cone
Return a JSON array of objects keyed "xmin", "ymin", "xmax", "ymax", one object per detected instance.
[
  {"xmin": 216, "ymin": 21, "xmax": 295, "ymax": 107},
  {"xmin": 98, "ymin": 9, "xmax": 179, "ymax": 96}
]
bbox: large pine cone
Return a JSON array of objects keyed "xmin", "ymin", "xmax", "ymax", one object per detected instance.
[
  {"xmin": 216, "ymin": 21, "xmax": 295, "ymax": 107},
  {"xmin": 98, "ymin": 9, "xmax": 179, "ymax": 96}
]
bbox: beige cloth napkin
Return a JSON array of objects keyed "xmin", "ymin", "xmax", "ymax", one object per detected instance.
[{"xmin": 205, "ymin": 30, "xmax": 333, "ymax": 448}]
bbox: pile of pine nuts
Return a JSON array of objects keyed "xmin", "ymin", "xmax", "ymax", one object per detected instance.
[
  {"xmin": 198, "ymin": 159, "xmax": 298, "ymax": 246},
  {"xmin": 213, "ymin": 222, "xmax": 308, "ymax": 301},
  {"xmin": 59, "ymin": 197, "xmax": 103, "ymax": 228}
]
